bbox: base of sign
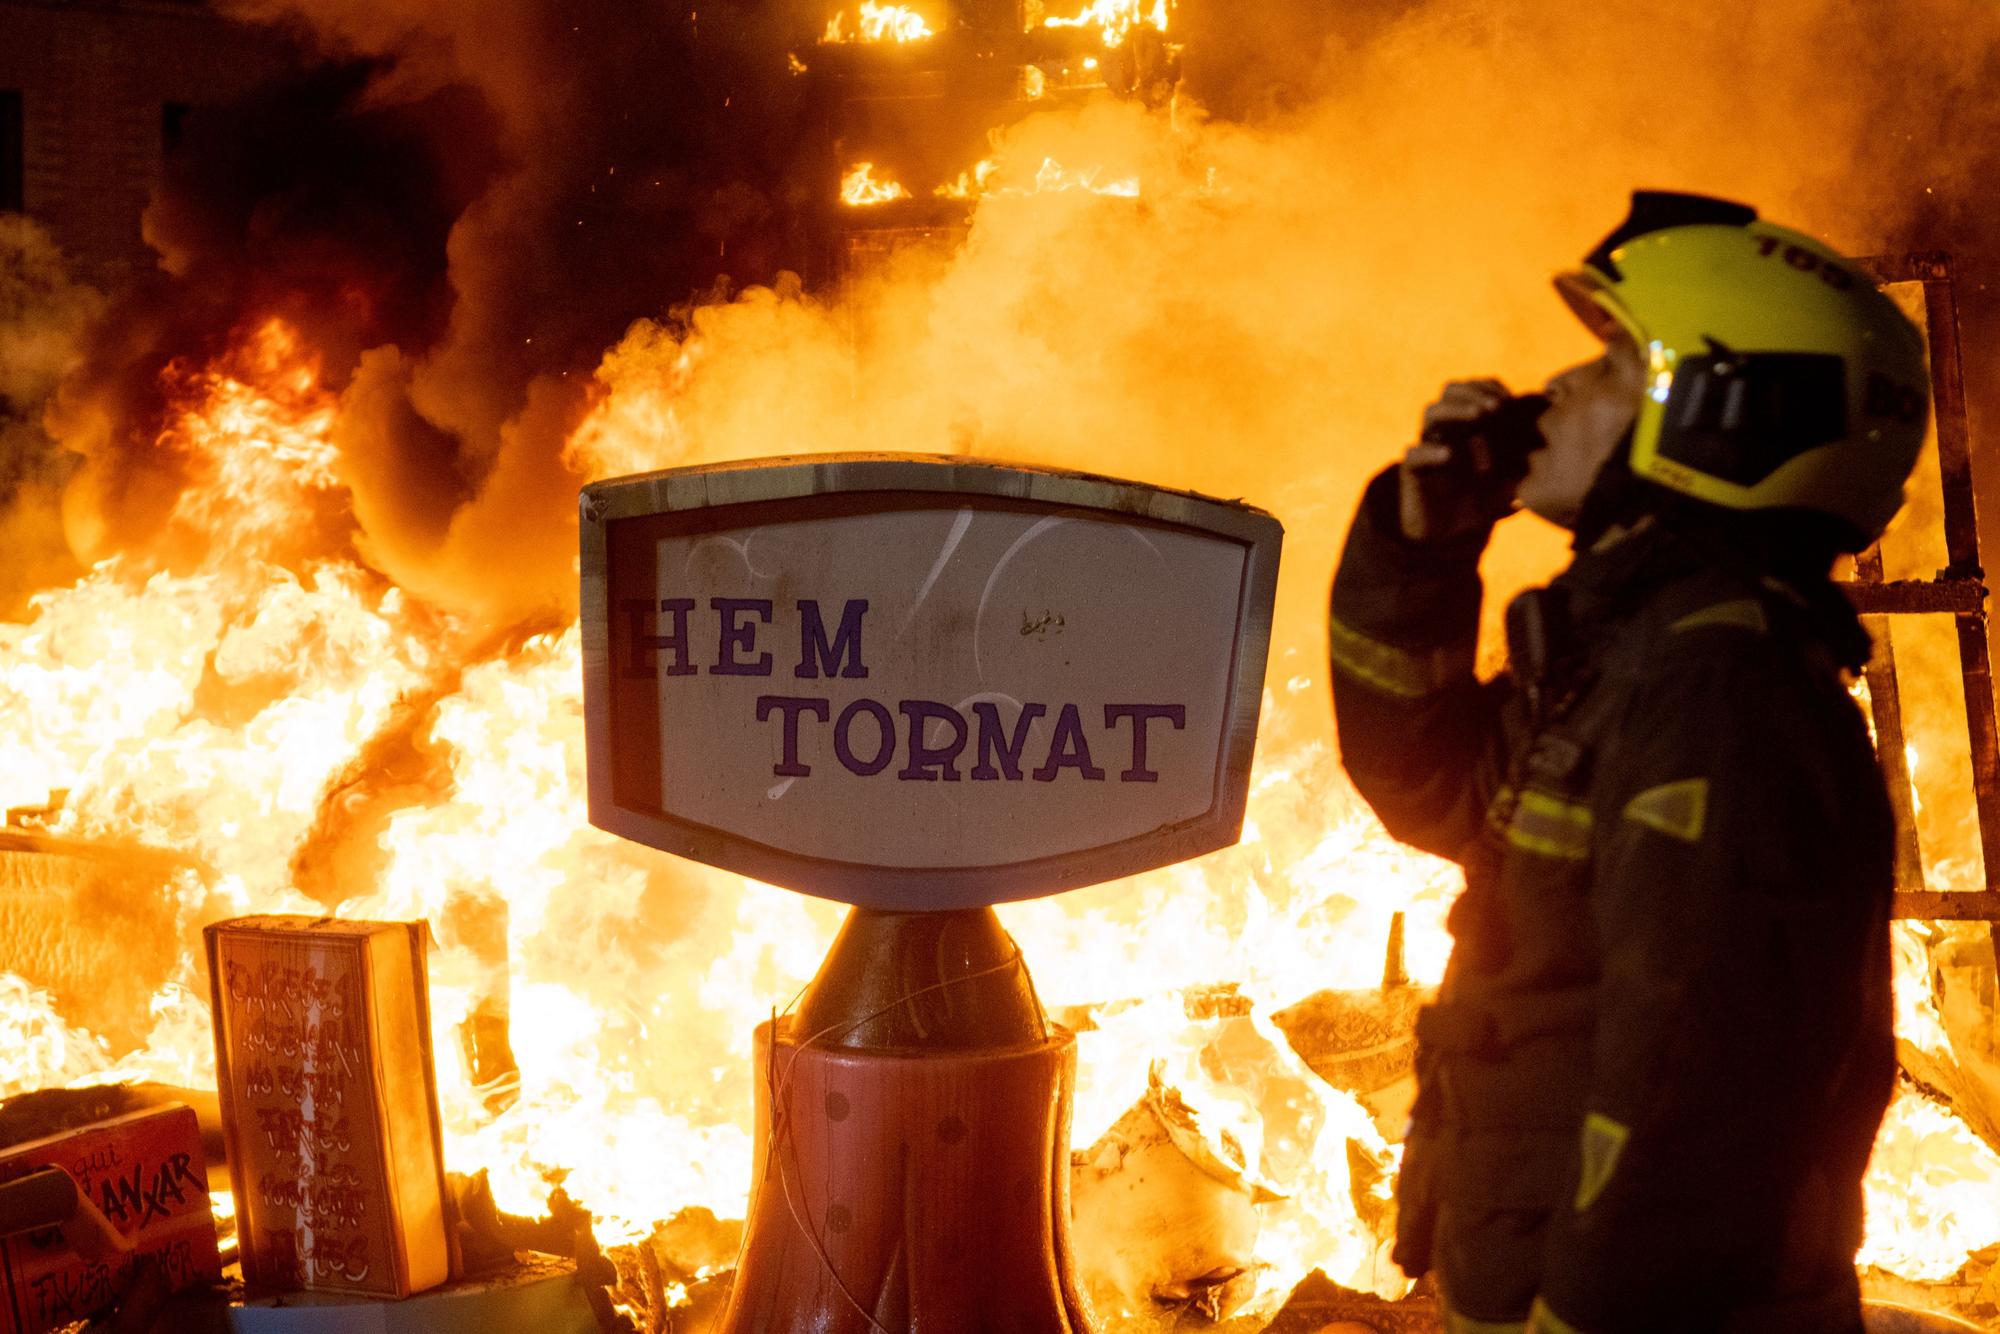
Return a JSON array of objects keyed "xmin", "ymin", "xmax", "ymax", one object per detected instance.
[{"xmin": 715, "ymin": 907, "xmax": 1091, "ymax": 1334}]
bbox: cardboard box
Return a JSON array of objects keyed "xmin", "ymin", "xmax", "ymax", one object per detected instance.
[
  {"xmin": 0, "ymin": 1103, "xmax": 221, "ymax": 1334},
  {"xmin": 205, "ymin": 917, "xmax": 453, "ymax": 1299}
]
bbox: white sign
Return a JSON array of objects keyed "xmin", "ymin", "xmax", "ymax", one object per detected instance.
[{"xmin": 580, "ymin": 455, "xmax": 1282, "ymax": 909}]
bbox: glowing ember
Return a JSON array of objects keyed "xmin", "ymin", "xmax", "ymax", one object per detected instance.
[
  {"xmin": 839, "ymin": 161, "xmax": 911, "ymax": 206},
  {"xmin": 820, "ymin": 3, "xmax": 933, "ymax": 44}
]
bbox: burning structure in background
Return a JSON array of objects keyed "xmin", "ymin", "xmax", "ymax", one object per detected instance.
[{"xmin": 7, "ymin": 0, "xmax": 2000, "ymax": 1327}]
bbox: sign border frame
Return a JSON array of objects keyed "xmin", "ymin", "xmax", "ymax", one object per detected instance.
[{"xmin": 580, "ymin": 453, "xmax": 1284, "ymax": 910}]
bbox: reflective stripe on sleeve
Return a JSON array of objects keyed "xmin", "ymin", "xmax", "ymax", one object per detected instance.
[
  {"xmin": 1574, "ymin": 1111, "xmax": 1631, "ymax": 1211},
  {"xmin": 1621, "ymin": 777, "xmax": 1708, "ymax": 843},
  {"xmin": 1528, "ymin": 1298, "xmax": 1589, "ymax": 1334},
  {"xmin": 1443, "ymin": 1306, "xmax": 1528, "ymax": 1334},
  {"xmin": 1328, "ymin": 614, "xmax": 1475, "ymax": 699},
  {"xmin": 1670, "ymin": 598, "xmax": 1768, "ymax": 635},
  {"xmin": 1491, "ymin": 787, "xmax": 1593, "ymax": 860}
]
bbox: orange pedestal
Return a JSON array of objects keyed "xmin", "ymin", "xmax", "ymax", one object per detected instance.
[
  {"xmin": 717, "ymin": 906, "xmax": 1092, "ymax": 1333},
  {"xmin": 717, "ymin": 1018, "xmax": 1090, "ymax": 1334}
]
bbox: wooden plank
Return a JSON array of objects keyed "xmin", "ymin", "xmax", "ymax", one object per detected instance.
[
  {"xmin": 1916, "ymin": 263, "xmax": 2000, "ymax": 897},
  {"xmin": 1837, "ymin": 577, "xmax": 1987, "ymax": 615},
  {"xmin": 1855, "ymin": 251, "xmax": 1953, "ymax": 286},
  {"xmin": 205, "ymin": 917, "xmax": 453, "ymax": 1300},
  {"xmin": 1852, "ymin": 546, "xmax": 1927, "ymax": 895},
  {"xmin": 0, "ymin": 839, "xmax": 189, "ymax": 1050},
  {"xmin": 1892, "ymin": 891, "xmax": 2000, "ymax": 921}
]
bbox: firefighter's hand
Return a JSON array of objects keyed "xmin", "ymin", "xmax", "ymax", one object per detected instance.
[{"xmin": 1399, "ymin": 378, "xmax": 1512, "ymax": 542}]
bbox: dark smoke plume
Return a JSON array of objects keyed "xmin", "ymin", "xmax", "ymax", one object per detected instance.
[
  {"xmin": 0, "ymin": 217, "xmax": 102, "ymax": 619},
  {"xmin": 50, "ymin": 1, "xmax": 828, "ymax": 626},
  {"xmin": 49, "ymin": 62, "xmax": 501, "ymax": 575}
]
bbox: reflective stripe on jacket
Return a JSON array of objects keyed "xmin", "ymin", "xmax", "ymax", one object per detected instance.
[{"xmin": 1330, "ymin": 467, "xmax": 1895, "ymax": 1334}]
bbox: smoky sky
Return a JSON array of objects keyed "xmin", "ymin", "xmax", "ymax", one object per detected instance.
[
  {"xmin": 48, "ymin": 0, "xmax": 835, "ymax": 622},
  {"xmin": 25, "ymin": 0, "xmax": 2000, "ymax": 632}
]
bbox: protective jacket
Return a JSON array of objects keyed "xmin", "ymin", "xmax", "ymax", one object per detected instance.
[{"xmin": 1329, "ymin": 468, "xmax": 1897, "ymax": 1334}]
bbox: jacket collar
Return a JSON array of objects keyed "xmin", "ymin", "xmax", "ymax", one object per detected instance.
[{"xmin": 1552, "ymin": 515, "xmax": 1872, "ymax": 672}]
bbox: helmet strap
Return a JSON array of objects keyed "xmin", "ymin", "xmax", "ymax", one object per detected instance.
[{"xmin": 1569, "ymin": 426, "xmax": 1657, "ymax": 552}]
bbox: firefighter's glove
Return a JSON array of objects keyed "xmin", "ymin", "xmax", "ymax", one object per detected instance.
[{"xmin": 1400, "ymin": 378, "xmax": 1522, "ymax": 541}]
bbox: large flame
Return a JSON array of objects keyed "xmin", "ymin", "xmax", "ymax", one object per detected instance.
[
  {"xmin": 6, "ymin": 91, "xmax": 2000, "ymax": 1334},
  {"xmin": 0, "ymin": 310, "xmax": 1458, "ymax": 1315},
  {"xmin": 1040, "ymin": 0, "xmax": 1172, "ymax": 49},
  {"xmin": 9, "ymin": 311, "xmax": 1999, "ymax": 1319}
]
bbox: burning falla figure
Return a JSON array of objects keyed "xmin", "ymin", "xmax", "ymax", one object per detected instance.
[{"xmin": 1329, "ymin": 192, "xmax": 1930, "ymax": 1333}]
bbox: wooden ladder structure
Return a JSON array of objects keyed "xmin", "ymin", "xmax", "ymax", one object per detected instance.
[{"xmin": 1848, "ymin": 252, "xmax": 2000, "ymax": 920}]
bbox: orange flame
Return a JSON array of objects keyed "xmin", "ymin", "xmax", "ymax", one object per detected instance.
[
  {"xmin": 935, "ymin": 155, "xmax": 1140, "ymax": 199},
  {"xmin": 840, "ymin": 161, "xmax": 912, "ymax": 206},
  {"xmin": 821, "ymin": 3, "xmax": 933, "ymax": 44},
  {"xmin": 7, "ymin": 130, "xmax": 2000, "ymax": 1328},
  {"xmin": 1040, "ymin": 0, "xmax": 1171, "ymax": 48}
]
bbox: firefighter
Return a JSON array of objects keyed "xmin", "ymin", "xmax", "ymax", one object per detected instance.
[{"xmin": 1328, "ymin": 191, "xmax": 1930, "ymax": 1334}]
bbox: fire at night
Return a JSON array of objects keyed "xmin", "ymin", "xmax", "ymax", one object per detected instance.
[{"xmin": 4, "ymin": 1, "xmax": 2000, "ymax": 1333}]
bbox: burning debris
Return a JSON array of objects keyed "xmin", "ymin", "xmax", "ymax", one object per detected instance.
[
  {"xmin": 839, "ymin": 163, "xmax": 913, "ymax": 208},
  {"xmin": 821, "ymin": 3, "xmax": 937, "ymax": 44},
  {"xmin": 8, "ymin": 0, "xmax": 2000, "ymax": 1330}
]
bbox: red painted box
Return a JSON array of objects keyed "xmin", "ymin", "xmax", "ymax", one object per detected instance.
[{"xmin": 0, "ymin": 1104, "xmax": 220, "ymax": 1334}]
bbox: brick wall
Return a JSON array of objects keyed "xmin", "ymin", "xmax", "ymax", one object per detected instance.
[{"xmin": 0, "ymin": 1, "xmax": 296, "ymax": 286}]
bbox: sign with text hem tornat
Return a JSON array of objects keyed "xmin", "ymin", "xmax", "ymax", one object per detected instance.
[{"xmin": 579, "ymin": 454, "xmax": 1283, "ymax": 911}]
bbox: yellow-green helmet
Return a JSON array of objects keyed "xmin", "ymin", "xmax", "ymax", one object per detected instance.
[{"xmin": 1555, "ymin": 191, "xmax": 1930, "ymax": 547}]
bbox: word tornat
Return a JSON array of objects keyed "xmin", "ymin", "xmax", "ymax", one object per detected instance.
[
  {"xmin": 623, "ymin": 597, "xmax": 1186, "ymax": 783},
  {"xmin": 582, "ymin": 458, "xmax": 1285, "ymax": 907},
  {"xmin": 757, "ymin": 697, "xmax": 1184, "ymax": 783}
]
